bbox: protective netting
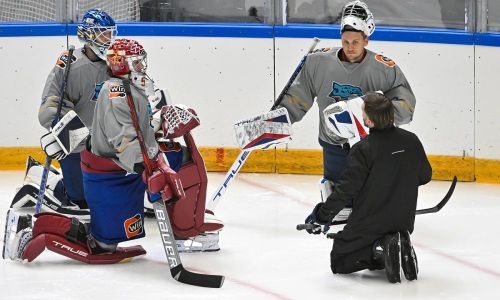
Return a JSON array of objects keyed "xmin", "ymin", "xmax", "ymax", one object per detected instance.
[{"xmin": 0, "ymin": 0, "xmax": 140, "ymax": 22}]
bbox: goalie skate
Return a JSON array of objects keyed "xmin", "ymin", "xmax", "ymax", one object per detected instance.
[
  {"xmin": 175, "ymin": 232, "xmax": 220, "ymax": 253},
  {"xmin": 3, "ymin": 210, "xmax": 33, "ymax": 261}
]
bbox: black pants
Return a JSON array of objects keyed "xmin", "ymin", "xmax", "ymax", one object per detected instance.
[{"xmin": 330, "ymin": 245, "xmax": 380, "ymax": 274}]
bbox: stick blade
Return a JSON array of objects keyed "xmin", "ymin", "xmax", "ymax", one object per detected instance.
[
  {"xmin": 172, "ymin": 265, "xmax": 225, "ymax": 288},
  {"xmin": 416, "ymin": 175, "xmax": 457, "ymax": 215}
]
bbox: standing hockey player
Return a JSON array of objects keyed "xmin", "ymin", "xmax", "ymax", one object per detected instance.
[
  {"xmin": 10, "ymin": 9, "xmax": 117, "ymax": 218},
  {"xmin": 304, "ymin": 92, "xmax": 432, "ymax": 283},
  {"xmin": 277, "ymin": 1, "xmax": 416, "ymax": 220}
]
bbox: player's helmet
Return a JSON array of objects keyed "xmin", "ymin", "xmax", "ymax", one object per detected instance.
[
  {"xmin": 340, "ymin": 1, "xmax": 375, "ymax": 37},
  {"xmin": 107, "ymin": 38, "xmax": 147, "ymax": 77},
  {"xmin": 77, "ymin": 9, "xmax": 117, "ymax": 60}
]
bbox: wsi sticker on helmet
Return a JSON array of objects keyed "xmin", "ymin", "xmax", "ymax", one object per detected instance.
[
  {"xmin": 109, "ymin": 84, "xmax": 126, "ymax": 99},
  {"xmin": 56, "ymin": 51, "xmax": 77, "ymax": 69}
]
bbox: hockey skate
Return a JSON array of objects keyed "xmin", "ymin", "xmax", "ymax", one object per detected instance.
[
  {"xmin": 10, "ymin": 156, "xmax": 90, "ymax": 220},
  {"xmin": 400, "ymin": 230, "xmax": 418, "ymax": 281},
  {"xmin": 372, "ymin": 232, "xmax": 401, "ymax": 283},
  {"xmin": 175, "ymin": 231, "xmax": 220, "ymax": 253},
  {"xmin": 3, "ymin": 210, "xmax": 33, "ymax": 261}
]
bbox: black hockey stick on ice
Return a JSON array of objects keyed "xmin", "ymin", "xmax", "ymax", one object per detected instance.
[
  {"xmin": 36, "ymin": 45, "xmax": 75, "ymax": 214},
  {"xmin": 123, "ymin": 79, "xmax": 224, "ymax": 288},
  {"xmin": 296, "ymin": 175, "xmax": 458, "ymax": 231},
  {"xmin": 207, "ymin": 38, "xmax": 321, "ymax": 211}
]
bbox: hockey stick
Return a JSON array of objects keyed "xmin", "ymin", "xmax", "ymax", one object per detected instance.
[
  {"xmin": 36, "ymin": 45, "xmax": 75, "ymax": 214},
  {"xmin": 206, "ymin": 38, "xmax": 321, "ymax": 211},
  {"xmin": 123, "ymin": 79, "xmax": 224, "ymax": 288},
  {"xmin": 271, "ymin": 37, "xmax": 320, "ymax": 110},
  {"xmin": 296, "ymin": 175, "xmax": 458, "ymax": 231}
]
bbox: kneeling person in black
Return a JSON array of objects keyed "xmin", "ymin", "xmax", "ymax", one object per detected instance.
[{"xmin": 305, "ymin": 92, "xmax": 432, "ymax": 283}]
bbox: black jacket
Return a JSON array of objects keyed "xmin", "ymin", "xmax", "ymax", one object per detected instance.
[{"xmin": 320, "ymin": 126, "xmax": 432, "ymax": 255}]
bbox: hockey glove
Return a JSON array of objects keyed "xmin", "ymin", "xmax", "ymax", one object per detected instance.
[
  {"xmin": 40, "ymin": 132, "xmax": 67, "ymax": 160},
  {"xmin": 146, "ymin": 153, "xmax": 185, "ymax": 205},
  {"xmin": 304, "ymin": 203, "xmax": 331, "ymax": 235},
  {"xmin": 40, "ymin": 111, "xmax": 89, "ymax": 160}
]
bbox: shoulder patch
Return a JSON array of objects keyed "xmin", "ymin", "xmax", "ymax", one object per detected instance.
[
  {"xmin": 56, "ymin": 51, "xmax": 77, "ymax": 69},
  {"xmin": 313, "ymin": 47, "xmax": 331, "ymax": 53},
  {"xmin": 374, "ymin": 54, "xmax": 395, "ymax": 67},
  {"xmin": 109, "ymin": 83, "xmax": 126, "ymax": 99}
]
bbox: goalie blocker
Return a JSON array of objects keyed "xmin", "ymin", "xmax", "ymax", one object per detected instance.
[{"xmin": 40, "ymin": 110, "xmax": 89, "ymax": 160}]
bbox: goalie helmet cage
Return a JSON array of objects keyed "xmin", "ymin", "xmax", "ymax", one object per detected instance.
[{"xmin": 0, "ymin": 0, "xmax": 140, "ymax": 22}]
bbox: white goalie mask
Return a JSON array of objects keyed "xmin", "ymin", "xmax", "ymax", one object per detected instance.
[{"xmin": 340, "ymin": 1, "xmax": 375, "ymax": 36}]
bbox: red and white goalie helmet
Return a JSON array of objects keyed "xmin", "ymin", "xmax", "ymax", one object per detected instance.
[
  {"xmin": 340, "ymin": 1, "xmax": 375, "ymax": 37},
  {"xmin": 106, "ymin": 38, "xmax": 147, "ymax": 77}
]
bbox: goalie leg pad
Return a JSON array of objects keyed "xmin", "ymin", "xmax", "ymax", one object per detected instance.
[
  {"xmin": 318, "ymin": 178, "xmax": 352, "ymax": 222},
  {"xmin": 21, "ymin": 212, "xmax": 146, "ymax": 264},
  {"xmin": 168, "ymin": 133, "xmax": 224, "ymax": 238}
]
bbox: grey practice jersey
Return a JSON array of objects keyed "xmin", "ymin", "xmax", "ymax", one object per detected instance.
[
  {"xmin": 38, "ymin": 47, "xmax": 109, "ymax": 151},
  {"xmin": 91, "ymin": 77, "xmax": 158, "ymax": 174},
  {"xmin": 280, "ymin": 47, "xmax": 416, "ymax": 146}
]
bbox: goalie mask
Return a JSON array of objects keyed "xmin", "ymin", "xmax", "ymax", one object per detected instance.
[
  {"xmin": 340, "ymin": 1, "xmax": 375, "ymax": 37},
  {"xmin": 77, "ymin": 9, "xmax": 117, "ymax": 60},
  {"xmin": 107, "ymin": 38, "xmax": 154, "ymax": 93}
]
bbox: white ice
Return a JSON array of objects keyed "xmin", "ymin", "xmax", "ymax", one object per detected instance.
[{"xmin": 1, "ymin": 170, "xmax": 499, "ymax": 300}]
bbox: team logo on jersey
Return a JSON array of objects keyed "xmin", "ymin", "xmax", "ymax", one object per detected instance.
[
  {"xmin": 92, "ymin": 82, "xmax": 104, "ymax": 102},
  {"xmin": 375, "ymin": 55, "xmax": 395, "ymax": 67},
  {"xmin": 328, "ymin": 82, "xmax": 363, "ymax": 101},
  {"xmin": 109, "ymin": 84, "xmax": 126, "ymax": 99},
  {"xmin": 56, "ymin": 51, "xmax": 77, "ymax": 69},
  {"xmin": 124, "ymin": 213, "xmax": 143, "ymax": 239}
]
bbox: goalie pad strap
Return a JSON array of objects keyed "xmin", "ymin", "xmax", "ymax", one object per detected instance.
[{"xmin": 33, "ymin": 212, "xmax": 88, "ymax": 247}]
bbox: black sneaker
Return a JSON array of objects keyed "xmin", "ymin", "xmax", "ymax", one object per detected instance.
[
  {"xmin": 375, "ymin": 232, "xmax": 401, "ymax": 283},
  {"xmin": 400, "ymin": 231, "xmax": 418, "ymax": 281}
]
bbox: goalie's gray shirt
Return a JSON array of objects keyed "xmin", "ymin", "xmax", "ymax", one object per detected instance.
[
  {"xmin": 91, "ymin": 77, "xmax": 158, "ymax": 174},
  {"xmin": 280, "ymin": 47, "xmax": 416, "ymax": 146},
  {"xmin": 38, "ymin": 47, "xmax": 109, "ymax": 151}
]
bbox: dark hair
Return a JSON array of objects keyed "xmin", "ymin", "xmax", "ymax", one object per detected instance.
[{"xmin": 362, "ymin": 92, "xmax": 394, "ymax": 129}]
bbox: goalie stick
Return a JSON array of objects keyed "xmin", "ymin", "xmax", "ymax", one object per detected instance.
[
  {"xmin": 207, "ymin": 37, "xmax": 321, "ymax": 211},
  {"xmin": 296, "ymin": 175, "xmax": 458, "ymax": 231},
  {"xmin": 36, "ymin": 45, "xmax": 75, "ymax": 214},
  {"xmin": 123, "ymin": 79, "xmax": 224, "ymax": 288}
]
